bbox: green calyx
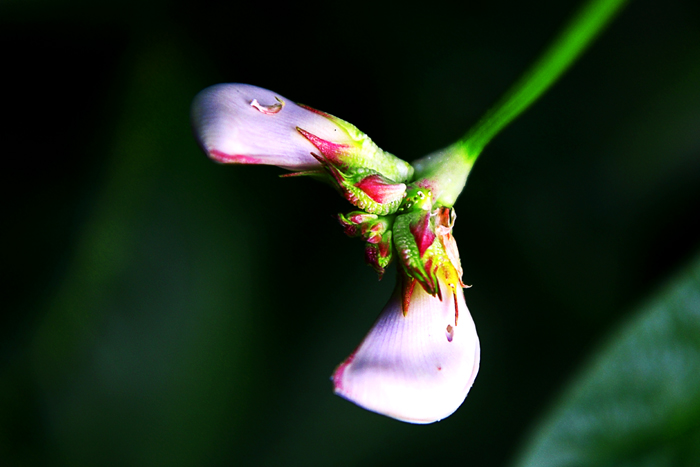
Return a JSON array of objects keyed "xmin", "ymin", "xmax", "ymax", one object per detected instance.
[
  {"xmin": 336, "ymin": 182, "xmax": 458, "ymax": 298},
  {"xmin": 321, "ymin": 112, "xmax": 414, "ymax": 183}
]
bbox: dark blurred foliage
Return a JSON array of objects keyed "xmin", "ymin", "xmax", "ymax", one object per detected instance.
[{"xmin": 2, "ymin": 0, "xmax": 700, "ymax": 465}]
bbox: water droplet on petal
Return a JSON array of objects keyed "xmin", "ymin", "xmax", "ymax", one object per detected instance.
[{"xmin": 250, "ymin": 96, "xmax": 285, "ymax": 114}]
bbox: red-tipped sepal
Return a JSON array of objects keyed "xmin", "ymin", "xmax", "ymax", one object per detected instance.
[
  {"xmin": 338, "ymin": 212, "xmax": 394, "ymax": 278},
  {"xmin": 365, "ymin": 230, "xmax": 393, "ymax": 279}
]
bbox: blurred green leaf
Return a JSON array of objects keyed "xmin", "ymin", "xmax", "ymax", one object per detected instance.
[{"xmin": 511, "ymin": 251, "xmax": 700, "ymax": 467}]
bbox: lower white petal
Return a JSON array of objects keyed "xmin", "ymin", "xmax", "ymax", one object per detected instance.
[{"xmin": 332, "ymin": 280, "xmax": 480, "ymax": 424}]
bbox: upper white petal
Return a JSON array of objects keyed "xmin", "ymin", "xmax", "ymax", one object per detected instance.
[
  {"xmin": 191, "ymin": 83, "xmax": 346, "ymax": 171},
  {"xmin": 333, "ymin": 281, "xmax": 480, "ymax": 424}
]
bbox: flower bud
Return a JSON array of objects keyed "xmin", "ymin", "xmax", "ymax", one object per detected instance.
[{"xmin": 315, "ymin": 159, "xmax": 407, "ymax": 216}]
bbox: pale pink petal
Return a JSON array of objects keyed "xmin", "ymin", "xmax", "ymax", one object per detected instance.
[
  {"xmin": 333, "ymin": 280, "xmax": 480, "ymax": 424},
  {"xmin": 191, "ymin": 83, "xmax": 352, "ymax": 171}
]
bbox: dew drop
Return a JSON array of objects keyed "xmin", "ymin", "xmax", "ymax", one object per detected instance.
[{"xmin": 250, "ymin": 96, "xmax": 285, "ymax": 114}]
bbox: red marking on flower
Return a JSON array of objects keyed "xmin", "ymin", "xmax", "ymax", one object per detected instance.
[
  {"xmin": 453, "ymin": 288, "xmax": 460, "ymax": 326},
  {"xmin": 362, "ymin": 223, "xmax": 383, "ymax": 240},
  {"xmin": 296, "ymin": 128, "xmax": 349, "ymax": 167},
  {"xmin": 332, "ymin": 352, "xmax": 356, "ymax": 393},
  {"xmin": 423, "ymin": 257, "xmax": 440, "ymax": 299},
  {"xmin": 401, "ymin": 276, "xmax": 416, "ymax": 316},
  {"xmin": 409, "ymin": 212, "xmax": 436, "ymax": 258},
  {"xmin": 209, "ymin": 150, "xmax": 263, "ymax": 165},
  {"xmin": 378, "ymin": 236, "xmax": 391, "ymax": 258},
  {"xmin": 366, "ymin": 235, "xmax": 381, "ymax": 244},
  {"xmin": 309, "ymin": 152, "xmax": 347, "ymax": 188},
  {"xmin": 354, "ymin": 175, "xmax": 406, "ymax": 204},
  {"xmin": 446, "ymin": 325, "xmax": 454, "ymax": 342},
  {"xmin": 298, "ymin": 103, "xmax": 334, "ymax": 119},
  {"xmin": 280, "ymin": 170, "xmax": 324, "ymax": 178},
  {"xmin": 416, "ymin": 179, "xmax": 436, "ymax": 191}
]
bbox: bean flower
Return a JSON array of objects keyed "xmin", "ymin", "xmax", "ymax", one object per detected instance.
[{"xmin": 191, "ymin": 83, "xmax": 480, "ymax": 423}]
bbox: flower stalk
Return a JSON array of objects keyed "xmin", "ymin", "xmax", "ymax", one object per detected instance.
[{"xmin": 414, "ymin": 0, "xmax": 630, "ymax": 208}]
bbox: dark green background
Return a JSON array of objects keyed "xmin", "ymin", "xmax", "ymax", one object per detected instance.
[{"xmin": 3, "ymin": 0, "xmax": 700, "ymax": 465}]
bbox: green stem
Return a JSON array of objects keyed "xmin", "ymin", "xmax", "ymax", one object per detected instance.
[{"xmin": 459, "ymin": 0, "xmax": 629, "ymax": 165}]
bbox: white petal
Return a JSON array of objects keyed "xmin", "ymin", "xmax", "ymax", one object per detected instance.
[
  {"xmin": 333, "ymin": 281, "xmax": 480, "ymax": 424},
  {"xmin": 191, "ymin": 83, "xmax": 349, "ymax": 171}
]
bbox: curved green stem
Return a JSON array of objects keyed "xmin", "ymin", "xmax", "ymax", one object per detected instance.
[
  {"xmin": 459, "ymin": 0, "xmax": 629, "ymax": 166},
  {"xmin": 413, "ymin": 0, "xmax": 629, "ymax": 206}
]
